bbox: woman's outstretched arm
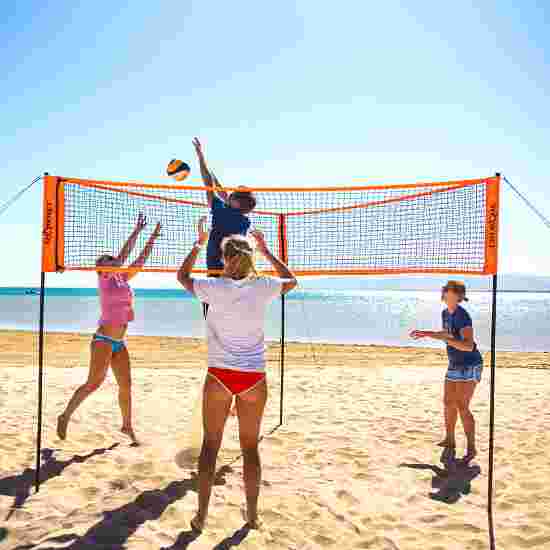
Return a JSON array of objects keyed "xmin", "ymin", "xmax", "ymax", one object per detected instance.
[
  {"xmin": 250, "ymin": 230, "xmax": 297, "ymax": 295},
  {"xmin": 127, "ymin": 223, "xmax": 161, "ymax": 279},
  {"xmin": 193, "ymin": 137, "xmax": 228, "ymax": 205},
  {"xmin": 117, "ymin": 213, "xmax": 147, "ymax": 264},
  {"xmin": 177, "ymin": 217, "xmax": 209, "ymax": 294},
  {"xmin": 410, "ymin": 328, "xmax": 475, "ymax": 352}
]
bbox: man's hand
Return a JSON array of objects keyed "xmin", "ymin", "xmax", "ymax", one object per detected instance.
[
  {"xmin": 192, "ymin": 137, "xmax": 203, "ymax": 156},
  {"xmin": 136, "ymin": 213, "xmax": 147, "ymax": 231}
]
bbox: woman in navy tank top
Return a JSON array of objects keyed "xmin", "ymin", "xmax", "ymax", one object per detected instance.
[{"xmin": 410, "ymin": 281, "xmax": 483, "ymax": 464}]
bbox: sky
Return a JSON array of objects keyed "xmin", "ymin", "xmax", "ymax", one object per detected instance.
[{"xmin": 1, "ymin": 0, "xmax": 550, "ymax": 288}]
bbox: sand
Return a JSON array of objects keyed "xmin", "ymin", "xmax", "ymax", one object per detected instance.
[{"xmin": 1, "ymin": 330, "xmax": 549, "ymax": 549}]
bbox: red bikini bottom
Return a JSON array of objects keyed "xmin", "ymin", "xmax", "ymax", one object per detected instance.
[{"xmin": 207, "ymin": 367, "xmax": 266, "ymax": 396}]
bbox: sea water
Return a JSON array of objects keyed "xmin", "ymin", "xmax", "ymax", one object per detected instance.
[{"xmin": 1, "ymin": 280, "xmax": 550, "ymax": 352}]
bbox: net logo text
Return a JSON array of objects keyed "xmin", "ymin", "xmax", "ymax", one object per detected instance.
[
  {"xmin": 487, "ymin": 204, "xmax": 498, "ymax": 248},
  {"xmin": 43, "ymin": 201, "xmax": 54, "ymax": 245}
]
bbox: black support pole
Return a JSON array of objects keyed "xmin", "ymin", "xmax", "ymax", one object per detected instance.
[
  {"xmin": 279, "ymin": 293, "xmax": 286, "ymax": 427},
  {"xmin": 488, "ymin": 273, "xmax": 497, "ymax": 549},
  {"xmin": 35, "ymin": 271, "xmax": 46, "ymax": 493},
  {"xmin": 278, "ymin": 214, "xmax": 287, "ymax": 428}
]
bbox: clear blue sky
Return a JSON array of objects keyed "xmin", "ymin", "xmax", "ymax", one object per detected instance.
[{"xmin": 1, "ymin": 1, "xmax": 550, "ymax": 287}]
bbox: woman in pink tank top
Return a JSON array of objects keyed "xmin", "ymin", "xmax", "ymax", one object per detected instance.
[{"xmin": 57, "ymin": 214, "xmax": 161, "ymax": 445}]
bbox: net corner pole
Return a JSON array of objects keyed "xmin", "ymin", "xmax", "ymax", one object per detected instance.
[
  {"xmin": 277, "ymin": 214, "xmax": 287, "ymax": 428},
  {"xmin": 487, "ymin": 272, "xmax": 498, "ymax": 550},
  {"xmin": 35, "ymin": 172, "xmax": 50, "ymax": 493},
  {"xmin": 35, "ymin": 271, "xmax": 46, "ymax": 493},
  {"xmin": 279, "ymin": 293, "xmax": 286, "ymax": 427},
  {"xmin": 487, "ymin": 169, "xmax": 500, "ymax": 549}
]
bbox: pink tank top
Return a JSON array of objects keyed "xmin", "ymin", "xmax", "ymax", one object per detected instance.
[{"xmin": 98, "ymin": 273, "xmax": 135, "ymax": 326}]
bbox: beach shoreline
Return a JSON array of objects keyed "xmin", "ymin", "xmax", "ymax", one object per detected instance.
[{"xmin": 1, "ymin": 329, "xmax": 548, "ymax": 370}]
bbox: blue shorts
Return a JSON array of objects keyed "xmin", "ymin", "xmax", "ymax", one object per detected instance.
[
  {"xmin": 446, "ymin": 363, "xmax": 483, "ymax": 383},
  {"xmin": 93, "ymin": 334, "xmax": 126, "ymax": 354}
]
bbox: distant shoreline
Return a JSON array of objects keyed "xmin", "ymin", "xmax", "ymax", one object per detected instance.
[
  {"xmin": 2, "ymin": 287, "xmax": 550, "ymax": 296},
  {"xmin": 1, "ymin": 330, "xmax": 549, "ymax": 371},
  {"xmin": 1, "ymin": 329, "xmax": 550, "ymax": 361}
]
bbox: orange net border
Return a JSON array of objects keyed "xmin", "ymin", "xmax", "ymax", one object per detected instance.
[{"xmin": 42, "ymin": 175, "xmax": 500, "ymax": 276}]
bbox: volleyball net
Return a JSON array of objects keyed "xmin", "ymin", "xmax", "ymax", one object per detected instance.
[
  {"xmin": 35, "ymin": 173, "xmax": 501, "ymax": 484},
  {"xmin": 42, "ymin": 175, "xmax": 500, "ymax": 276}
]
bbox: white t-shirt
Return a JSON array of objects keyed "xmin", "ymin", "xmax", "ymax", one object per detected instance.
[{"xmin": 193, "ymin": 276, "xmax": 284, "ymax": 372}]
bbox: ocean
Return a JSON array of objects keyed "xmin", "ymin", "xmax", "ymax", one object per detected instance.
[{"xmin": 1, "ymin": 276, "xmax": 550, "ymax": 352}]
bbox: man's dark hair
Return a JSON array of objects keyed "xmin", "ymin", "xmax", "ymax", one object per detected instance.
[{"xmin": 229, "ymin": 191, "xmax": 257, "ymax": 214}]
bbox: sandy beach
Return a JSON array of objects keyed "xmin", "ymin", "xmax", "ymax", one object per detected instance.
[{"xmin": 1, "ymin": 330, "xmax": 549, "ymax": 549}]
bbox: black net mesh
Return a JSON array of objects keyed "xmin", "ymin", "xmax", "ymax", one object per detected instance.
[{"xmin": 60, "ymin": 178, "xmax": 491, "ymax": 275}]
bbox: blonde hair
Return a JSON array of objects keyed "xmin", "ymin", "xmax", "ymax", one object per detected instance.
[{"xmin": 221, "ymin": 235, "xmax": 257, "ymax": 280}]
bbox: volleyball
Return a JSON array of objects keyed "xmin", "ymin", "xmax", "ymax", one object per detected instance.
[{"xmin": 166, "ymin": 159, "xmax": 190, "ymax": 181}]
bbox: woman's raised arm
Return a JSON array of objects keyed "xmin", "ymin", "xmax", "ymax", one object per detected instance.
[
  {"xmin": 177, "ymin": 217, "xmax": 209, "ymax": 294},
  {"xmin": 116, "ymin": 213, "xmax": 147, "ymax": 264},
  {"xmin": 250, "ymin": 230, "xmax": 297, "ymax": 295}
]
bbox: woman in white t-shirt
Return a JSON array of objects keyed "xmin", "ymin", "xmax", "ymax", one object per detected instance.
[{"xmin": 177, "ymin": 218, "xmax": 297, "ymax": 532}]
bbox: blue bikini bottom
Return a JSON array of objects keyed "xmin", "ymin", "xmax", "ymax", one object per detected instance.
[{"xmin": 93, "ymin": 333, "xmax": 126, "ymax": 354}]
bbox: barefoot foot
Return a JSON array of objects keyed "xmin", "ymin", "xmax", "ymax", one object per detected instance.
[
  {"xmin": 246, "ymin": 517, "xmax": 263, "ymax": 530},
  {"xmin": 121, "ymin": 426, "xmax": 139, "ymax": 445},
  {"xmin": 191, "ymin": 513, "xmax": 205, "ymax": 533},
  {"xmin": 461, "ymin": 448, "xmax": 477, "ymax": 464},
  {"xmin": 440, "ymin": 445, "xmax": 457, "ymax": 466},
  {"xmin": 242, "ymin": 509, "xmax": 263, "ymax": 530},
  {"xmin": 57, "ymin": 414, "xmax": 68, "ymax": 440}
]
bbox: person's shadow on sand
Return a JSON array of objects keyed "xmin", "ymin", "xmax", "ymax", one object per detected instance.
[
  {"xmin": 0, "ymin": 444, "xmax": 119, "ymax": 521},
  {"xmin": 400, "ymin": 449, "xmax": 481, "ymax": 504},
  {"xmin": 162, "ymin": 523, "xmax": 252, "ymax": 550},
  {"xmin": 212, "ymin": 525, "xmax": 252, "ymax": 549},
  {"xmin": 13, "ymin": 466, "xmax": 232, "ymax": 550}
]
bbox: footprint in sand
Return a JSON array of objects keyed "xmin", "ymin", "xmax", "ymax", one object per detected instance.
[
  {"xmin": 80, "ymin": 486, "xmax": 101, "ymax": 499},
  {"xmin": 312, "ymin": 534, "xmax": 337, "ymax": 546},
  {"xmin": 261, "ymin": 509, "xmax": 284, "ymax": 523},
  {"xmin": 353, "ymin": 536, "xmax": 399, "ymax": 549},
  {"xmin": 336, "ymin": 489, "xmax": 360, "ymax": 507},
  {"xmin": 418, "ymin": 513, "xmax": 448, "ymax": 524},
  {"xmin": 109, "ymin": 479, "xmax": 129, "ymax": 490},
  {"xmin": 336, "ymin": 447, "xmax": 358, "ymax": 459},
  {"xmin": 130, "ymin": 461, "xmax": 154, "ymax": 474},
  {"xmin": 519, "ymin": 480, "xmax": 543, "ymax": 491}
]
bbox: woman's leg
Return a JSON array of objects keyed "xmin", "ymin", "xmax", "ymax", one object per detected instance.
[
  {"xmin": 110, "ymin": 346, "xmax": 137, "ymax": 444},
  {"xmin": 456, "ymin": 381, "xmax": 478, "ymax": 461},
  {"xmin": 439, "ymin": 379, "xmax": 458, "ymax": 448},
  {"xmin": 236, "ymin": 379, "xmax": 267, "ymax": 528},
  {"xmin": 57, "ymin": 341, "xmax": 112, "ymax": 440},
  {"xmin": 192, "ymin": 375, "xmax": 233, "ymax": 532}
]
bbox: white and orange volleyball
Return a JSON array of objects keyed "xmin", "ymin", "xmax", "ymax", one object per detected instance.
[{"xmin": 166, "ymin": 159, "xmax": 190, "ymax": 181}]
